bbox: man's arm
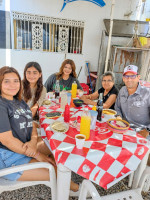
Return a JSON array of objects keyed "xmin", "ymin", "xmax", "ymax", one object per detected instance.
[{"xmin": 114, "ymin": 92, "xmax": 123, "ymax": 118}]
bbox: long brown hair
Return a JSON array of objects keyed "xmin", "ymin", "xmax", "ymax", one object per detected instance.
[
  {"xmin": 22, "ymin": 62, "xmax": 43, "ymax": 105},
  {"xmin": 56, "ymin": 59, "xmax": 77, "ymax": 80},
  {"xmin": 0, "ymin": 66, "xmax": 22, "ymax": 101}
]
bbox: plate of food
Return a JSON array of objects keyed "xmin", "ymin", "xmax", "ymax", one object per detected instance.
[
  {"xmin": 107, "ymin": 119, "xmax": 129, "ymax": 134},
  {"xmin": 45, "ymin": 112, "xmax": 62, "ymax": 119},
  {"xmin": 50, "ymin": 121, "xmax": 69, "ymax": 133},
  {"xmin": 42, "ymin": 99, "xmax": 51, "ymax": 106},
  {"xmin": 102, "ymin": 109, "xmax": 117, "ymax": 120}
]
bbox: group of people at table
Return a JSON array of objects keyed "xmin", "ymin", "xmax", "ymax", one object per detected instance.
[{"xmin": 0, "ymin": 58, "xmax": 150, "ymax": 195}]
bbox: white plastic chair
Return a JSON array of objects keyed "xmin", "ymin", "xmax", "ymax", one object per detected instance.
[
  {"xmin": 0, "ymin": 162, "xmax": 57, "ymax": 200},
  {"xmin": 79, "ymin": 166, "xmax": 150, "ymax": 200},
  {"xmin": 140, "ymin": 166, "xmax": 150, "ymax": 193}
]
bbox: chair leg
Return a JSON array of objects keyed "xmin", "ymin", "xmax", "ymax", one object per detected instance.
[{"xmin": 79, "ymin": 180, "xmax": 101, "ymax": 200}]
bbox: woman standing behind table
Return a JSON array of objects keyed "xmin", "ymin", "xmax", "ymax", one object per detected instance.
[
  {"xmin": 44, "ymin": 59, "xmax": 83, "ymax": 92},
  {"xmin": 22, "ymin": 62, "xmax": 46, "ymax": 119},
  {"xmin": 80, "ymin": 71, "xmax": 118, "ymax": 109},
  {"xmin": 0, "ymin": 66, "xmax": 79, "ymax": 193}
]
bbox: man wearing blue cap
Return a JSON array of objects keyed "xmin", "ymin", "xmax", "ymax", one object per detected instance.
[{"xmin": 115, "ymin": 65, "xmax": 150, "ymax": 138}]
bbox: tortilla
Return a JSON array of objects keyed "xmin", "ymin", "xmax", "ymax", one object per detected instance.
[
  {"xmin": 51, "ymin": 121, "xmax": 68, "ymax": 132},
  {"xmin": 42, "ymin": 100, "xmax": 51, "ymax": 105}
]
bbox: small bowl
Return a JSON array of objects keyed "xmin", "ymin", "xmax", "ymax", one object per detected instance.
[
  {"xmin": 103, "ymin": 109, "xmax": 117, "ymax": 120},
  {"xmin": 107, "ymin": 119, "xmax": 130, "ymax": 134},
  {"xmin": 73, "ymin": 99, "xmax": 84, "ymax": 107}
]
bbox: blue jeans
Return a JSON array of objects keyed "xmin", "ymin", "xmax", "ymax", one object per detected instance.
[{"xmin": 0, "ymin": 148, "xmax": 32, "ymax": 181}]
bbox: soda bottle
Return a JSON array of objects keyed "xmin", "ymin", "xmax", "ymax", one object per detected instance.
[
  {"xmin": 71, "ymin": 81, "xmax": 77, "ymax": 98},
  {"xmin": 55, "ymin": 80, "xmax": 60, "ymax": 99},
  {"xmin": 97, "ymin": 93, "xmax": 103, "ymax": 121},
  {"xmin": 80, "ymin": 108, "xmax": 91, "ymax": 140}
]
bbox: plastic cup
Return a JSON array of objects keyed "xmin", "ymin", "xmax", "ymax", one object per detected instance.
[
  {"xmin": 75, "ymin": 134, "xmax": 86, "ymax": 149},
  {"xmin": 78, "ymin": 91, "xmax": 84, "ymax": 97},
  {"xmin": 67, "ymin": 93, "xmax": 72, "ymax": 105},
  {"xmin": 89, "ymin": 110, "xmax": 98, "ymax": 130}
]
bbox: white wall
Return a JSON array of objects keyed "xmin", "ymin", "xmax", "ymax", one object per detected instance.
[{"xmin": 0, "ymin": 0, "xmax": 145, "ymax": 83}]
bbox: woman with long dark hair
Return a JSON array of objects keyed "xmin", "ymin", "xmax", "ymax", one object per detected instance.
[
  {"xmin": 0, "ymin": 66, "xmax": 55, "ymax": 181},
  {"xmin": 0, "ymin": 66, "xmax": 79, "ymax": 193},
  {"xmin": 44, "ymin": 59, "xmax": 83, "ymax": 92},
  {"xmin": 22, "ymin": 62, "xmax": 46, "ymax": 118}
]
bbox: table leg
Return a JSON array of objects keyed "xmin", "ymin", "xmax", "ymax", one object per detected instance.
[
  {"xmin": 128, "ymin": 172, "xmax": 134, "ymax": 187},
  {"xmin": 57, "ymin": 163, "xmax": 71, "ymax": 200},
  {"xmin": 132, "ymin": 150, "xmax": 149, "ymax": 188}
]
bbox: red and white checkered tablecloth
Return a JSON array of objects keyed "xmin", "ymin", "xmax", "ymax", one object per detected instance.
[
  {"xmin": 39, "ymin": 103, "xmax": 149, "ymax": 189},
  {"xmin": 139, "ymin": 80, "xmax": 150, "ymax": 88}
]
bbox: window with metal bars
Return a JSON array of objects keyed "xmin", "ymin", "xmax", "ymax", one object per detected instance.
[{"xmin": 12, "ymin": 12, "xmax": 84, "ymax": 54}]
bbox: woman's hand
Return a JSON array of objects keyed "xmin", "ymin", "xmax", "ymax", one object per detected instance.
[
  {"xmin": 79, "ymin": 95, "xmax": 87, "ymax": 101},
  {"xmin": 34, "ymin": 152, "xmax": 56, "ymax": 166},
  {"xmin": 23, "ymin": 140, "xmax": 37, "ymax": 157}
]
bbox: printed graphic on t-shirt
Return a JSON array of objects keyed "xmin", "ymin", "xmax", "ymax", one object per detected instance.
[{"xmin": 13, "ymin": 107, "xmax": 33, "ymax": 130}]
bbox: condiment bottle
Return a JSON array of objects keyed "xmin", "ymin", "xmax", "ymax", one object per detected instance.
[
  {"xmin": 64, "ymin": 104, "xmax": 70, "ymax": 122},
  {"xmin": 92, "ymin": 105, "xmax": 96, "ymax": 111},
  {"xmin": 97, "ymin": 93, "xmax": 103, "ymax": 121},
  {"xmin": 80, "ymin": 108, "xmax": 91, "ymax": 140},
  {"xmin": 70, "ymin": 97, "xmax": 75, "ymax": 108},
  {"xmin": 71, "ymin": 81, "xmax": 77, "ymax": 98}
]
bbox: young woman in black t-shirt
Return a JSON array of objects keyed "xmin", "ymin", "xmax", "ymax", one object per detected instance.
[
  {"xmin": 0, "ymin": 66, "xmax": 79, "ymax": 193},
  {"xmin": 80, "ymin": 71, "xmax": 118, "ymax": 109}
]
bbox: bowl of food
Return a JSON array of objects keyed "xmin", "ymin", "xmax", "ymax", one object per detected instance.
[
  {"xmin": 50, "ymin": 121, "xmax": 69, "ymax": 133},
  {"xmin": 73, "ymin": 99, "xmax": 84, "ymax": 107},
  {"xmin": 107, "ymin": 119, "xmax": 130, "ymax": 134},
  {"xmin": 103, "ymin": 109, "xmax": 117, "ymax": 120}
]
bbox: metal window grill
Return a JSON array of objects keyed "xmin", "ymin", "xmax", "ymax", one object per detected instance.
[{"xmin": 12, "ymin": 11, "xmax": 84, "ymax": 54}]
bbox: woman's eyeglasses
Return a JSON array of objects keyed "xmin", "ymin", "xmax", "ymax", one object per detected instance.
[
  {"xmin": 102, "ymin": 80, "xmax": 113, "ymax": 83},
  {"xmin": 123, "ymin": 75, "xmax": 137, "ymax": 79}
]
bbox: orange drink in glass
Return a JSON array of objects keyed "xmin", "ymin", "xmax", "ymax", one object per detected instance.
[{"xmin": 80, "ymin": 115, "xmax": 91, "ymax": 140}]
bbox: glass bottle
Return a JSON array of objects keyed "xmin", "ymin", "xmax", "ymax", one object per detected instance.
[
  {"xmin": 80, "ymin": 108, "xmax": 91, "ymax": 140},
  {"xmin": 71, "ymin": 81, "xmax": 77, "ymax": 98},
  {"xmin": 97, "ymin": 93, "xmax": 103, "ymax": 121},
  {"xmin": 60, "ymin": 89, "xmax": 68, "ymax": 109},
  {"xmin": 55, "ymin": 80, "xmax": 60, "ymax": 99}
]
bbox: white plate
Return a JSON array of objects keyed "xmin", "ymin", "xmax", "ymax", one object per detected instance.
[{"xmin": 50, "ymin": 121, "xmax": 69, "ymax": 134}]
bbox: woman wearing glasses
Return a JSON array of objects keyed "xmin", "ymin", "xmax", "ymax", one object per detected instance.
[{"xmin": 80, "ymin": 71, "xmax": 118, "ymax": 109}]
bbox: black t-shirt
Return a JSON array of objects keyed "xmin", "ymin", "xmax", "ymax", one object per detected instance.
[
  {"xmin": 98, "ymin": 85, "xmax": 118, "ymax": 109},
  {"xmin": 44, "ymin": 73, "xmax": 83, "ymax": 92},
  {"xmin": 0, "ymin": 96, "xmax": 33, "ymax": 150}
]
